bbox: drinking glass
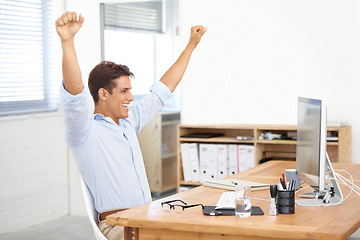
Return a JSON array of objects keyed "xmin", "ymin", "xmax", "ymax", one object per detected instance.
[{"xmin": 235, "ymin": 185, "xmax": 251, "ymax": 218}]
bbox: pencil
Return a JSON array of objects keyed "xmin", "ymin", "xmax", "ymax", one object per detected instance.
[{"xmin": 282, "ymin": 172, "xmax": 286, "ymax": 186}]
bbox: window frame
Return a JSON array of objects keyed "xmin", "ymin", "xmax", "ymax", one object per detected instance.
[
  {"xmin": 0, "ymin": 0, "xmax": 58, "ymax": 116},
  {"xmin": 99, "ymin": 0, "xmax": 181, "ymax": 111}
]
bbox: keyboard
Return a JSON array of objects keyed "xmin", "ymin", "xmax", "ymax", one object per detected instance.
[{"xmin": 215, "ymin": 191, "xmax": 235, "ymax": 210}]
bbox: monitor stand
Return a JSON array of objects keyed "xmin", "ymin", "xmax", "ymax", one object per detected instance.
[
  {"xmin": 296, "ymin": 152, "xmax": 343, "ymax": 207},
  {"xmin": 299, "ymin": 191, "xmax": 326, "ymax": 199}
]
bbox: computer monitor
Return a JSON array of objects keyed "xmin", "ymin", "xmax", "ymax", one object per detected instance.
[{"xmin": 295, "ymin": 97, "xmax": 343, "ymax": 206}]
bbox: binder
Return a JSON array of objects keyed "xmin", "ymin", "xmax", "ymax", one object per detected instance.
[
  {"xmin": 180, "ymin": 143, "xmax": 192, "ymax": 182},
  {"xmin": 207, "ymin": 144, "xmax": 218, "ymax": 180},
  {"xmin": 228, "ymin": 144, "xmax": 238, "ymax": 176},
  {"xmin": 238, "ymin": 145, "xmax": 247, "ymax": 172},
  {"xmin": 199, "ymin": 144, "xmax": 210, "ymax": 182},
  {"xmin": 199, "ymin": 144, "xmax": 218, "ymax": 182},
  {"xmin": 245, "ymin": 145, "xmax": 255, "ymax": 169},
  {"xmin": 217, "ymin": 144, "xmax": 229, "ymax": 179},
  {"xmin": 188, "ymin": 143, "xmax": 200, "ymax": 182}
]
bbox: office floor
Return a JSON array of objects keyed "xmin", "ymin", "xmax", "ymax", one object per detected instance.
[
  {"xmin": 1, "ymin": 188, "xmax": 360, "ymax": 240},
  {"xmin": 0, "ymin": 215, "xmax": 95, "ymax": 240},
  {"xmin": 0, "ymin": 190, "xmax": 177, "ymax": 240}
]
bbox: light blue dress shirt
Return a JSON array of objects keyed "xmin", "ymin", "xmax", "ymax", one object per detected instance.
[{"xmin": 60, "ymin": 81, "xmax": 172, "ymax": 212}]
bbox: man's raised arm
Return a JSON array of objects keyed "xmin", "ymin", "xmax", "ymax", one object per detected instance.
[
  {"xmin": 55, "ymin": 12, "xmax": 84, "ymax": 95},
  {"xmin": 159, "ymin": 25, "xmax": 207, "ymax": 92}
]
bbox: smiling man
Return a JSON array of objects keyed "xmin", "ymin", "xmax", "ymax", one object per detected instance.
[
  {"xmin": 55, "ymin": 11, "xmax": 206, "ymax": 240},
  {"xmin": 88, "ymin": 62, "xmax": 135, "ymax": 123}
]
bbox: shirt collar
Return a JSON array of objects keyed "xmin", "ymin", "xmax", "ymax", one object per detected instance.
[{"xmin": 93, "ymin": 113, "xmax": 118, "ymax": 125}]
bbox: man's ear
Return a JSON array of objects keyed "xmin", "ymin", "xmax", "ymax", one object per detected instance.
[{"xmin": 98, "ymin": 88, "xmax": 108, "ymax": 101}]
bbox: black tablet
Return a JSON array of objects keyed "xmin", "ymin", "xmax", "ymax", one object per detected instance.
[{"xmin": 202, "ymin": 206, "xmax": 264, "ymax": 216}]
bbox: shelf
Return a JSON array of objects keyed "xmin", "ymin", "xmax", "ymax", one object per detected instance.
[
  {"xmin": 177, "ymin": 124, "xmax": 351, "ymax": 191},
  {"xmin": 138, "ymin": 112, "xmax": 180, "ymax": 194},
  {"xmin": 180, "ymin": 137, "xmax": 254, "ymax": 144},
  {"xmin": 181, "ymin": 138, "xmax": 338, "ymax": 146},
  {"xmin": 257, "ymin": 140, "xmax": 297, "ymax": 145},
  {"xmin": 257, "ymin": 140, "xmax": 338, "ymax": 146},
  {"xmin": 179, "ymin": 181, "xmax": 202, "ymax": 186}
]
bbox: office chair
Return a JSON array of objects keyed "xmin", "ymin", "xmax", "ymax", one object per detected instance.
[{"xmin": 79, "ymin": 176, "xmax": 108, "ymax": 240}]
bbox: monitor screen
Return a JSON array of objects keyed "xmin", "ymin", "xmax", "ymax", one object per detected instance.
[{"xmin": 296, "ymin": 97, "xmax": 327, "ymax": 193}]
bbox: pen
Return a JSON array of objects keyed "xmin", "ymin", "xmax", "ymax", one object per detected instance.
[
  {"xmin": 291, "ymin": 180, "xmax": 296, "ymax": 191},
  {"xmin": 292, "ymin": 180, "xmax": 295, "ymax": 190},
  {"xmin": 282, "ymin": 172, "xmax": 286, "ymax": 186},
  {"xmin": 289, "ymin": 179, "xmax": 296, "ymax": 191},
  {"xmin": 280, "ymin": 178, "xmax": 287, "ymax": 190}
]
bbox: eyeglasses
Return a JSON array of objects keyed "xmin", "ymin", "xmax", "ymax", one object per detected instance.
[{"xmin": 161, "ymin": 199, "xmax": 204, "ymax": 212}]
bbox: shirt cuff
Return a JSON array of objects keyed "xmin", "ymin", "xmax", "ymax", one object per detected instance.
[{"xmin": 150, "ymin": 81, "xmax": 173, "ymax": 105}]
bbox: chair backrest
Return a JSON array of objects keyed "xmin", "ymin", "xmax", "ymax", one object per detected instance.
[{"xmin": 79, "ymin": 176, "xmax": 108, "ymax": 240}]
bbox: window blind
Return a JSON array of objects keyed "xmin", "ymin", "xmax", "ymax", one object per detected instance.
[
  {"xmin": 102, "ymin": 1, "xmax": 164, "ymax": 33},
  {"xmin": 0, "ymin": 0, "xmax": 57, "ymax": 116}
]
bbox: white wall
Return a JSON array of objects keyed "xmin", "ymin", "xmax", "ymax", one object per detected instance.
[
  {"xmin": 179, "ymin": 0, "xmax": 360, "ymax": 163},
  {"xmin": 0, "ymin": 113, "xmax": 68, "ymax": 233}
]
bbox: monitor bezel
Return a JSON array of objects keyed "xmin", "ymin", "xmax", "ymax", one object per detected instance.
[
  {"xmin": 296, "ymin": 97, "xmax": 326, "ymax": 193},
  {"xmin": 296, "ymin": 97, "xmax": 343, "ymax": 206}
]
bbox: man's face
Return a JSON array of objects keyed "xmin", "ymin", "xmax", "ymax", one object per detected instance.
[{"xmin": 105, "ymin": 76, "xmax": 134, "ymax": 120}]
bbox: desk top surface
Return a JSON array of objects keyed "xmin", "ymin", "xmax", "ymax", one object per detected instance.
[{"xmin": 106, "ymin": 161, "xmax": 360, "ymax": 240}]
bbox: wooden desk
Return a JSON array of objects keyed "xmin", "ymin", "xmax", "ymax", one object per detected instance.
[{"xmin": 106, "ymin": 161, "xmax": 360, "ymax": 240}]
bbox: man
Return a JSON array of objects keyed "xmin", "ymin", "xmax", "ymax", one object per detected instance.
[{"xmin": 55, "ymin": 11, "xmax": 206, "ymax": 239}]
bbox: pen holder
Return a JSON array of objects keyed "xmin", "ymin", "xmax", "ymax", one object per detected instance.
[{"xmin": 277, "ymin": 190, "xmax": 295, "ymax": 214}]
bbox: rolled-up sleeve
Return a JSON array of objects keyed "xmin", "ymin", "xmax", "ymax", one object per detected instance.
[
  {"xmin": 60, "ymin": 83, "xmax": 91, "ymax": 147},
  {"xmin": 128, "ymin": 81, "xmax": 173, "ymax": 134},
  {"xmin": 150, "ymin": 81, "xmax": 172, "ymax": 104}
]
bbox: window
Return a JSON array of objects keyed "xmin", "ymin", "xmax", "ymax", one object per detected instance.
[
  {"xmin": 0, "ymin": 0, "xmax": 57, "ymax": 116},
  {"xmin": 100, "ymin": 0, "xmax": 180, "ymax": 110},
  {"xmin": 103, "ymin": 30, "xmax": 156, "ymax": 96}
]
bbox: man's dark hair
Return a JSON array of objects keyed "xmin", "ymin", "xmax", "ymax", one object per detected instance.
[{"xmin": 88, "ymin": 61, "xmax": 134, "ymax": 104}]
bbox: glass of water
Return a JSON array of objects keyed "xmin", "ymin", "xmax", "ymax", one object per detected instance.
[{"xmin": 235, "ymin": 185, "xmax": 251, "ymax": 218}]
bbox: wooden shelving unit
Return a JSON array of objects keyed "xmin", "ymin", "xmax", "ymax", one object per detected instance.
[
  {"xmin": 138, "ymin": 112, "xmax": 180, "ymax": 195},
  {"xmin": 177, "ymin": 124, "xmax": 351, "ymax": 191}
]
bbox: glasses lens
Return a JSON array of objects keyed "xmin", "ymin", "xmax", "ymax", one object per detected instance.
[
  {"xmin": 162, "ymin": 203, "xmax": 171, "ymax": 211},
  {"xmin": 173, "ymin": 205, "xmax": 184, "ymax": 213}
]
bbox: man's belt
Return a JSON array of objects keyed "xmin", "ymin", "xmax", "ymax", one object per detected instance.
[{"xmin": 98, "ymin": 208, "xmax": 128, "ymax": 222}]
